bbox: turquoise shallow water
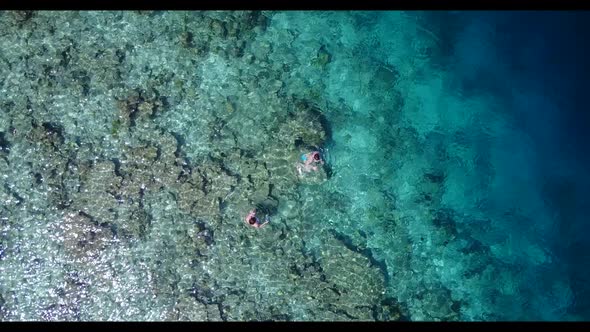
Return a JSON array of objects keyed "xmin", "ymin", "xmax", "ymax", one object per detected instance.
[{"xmin": 0, "ymin": 11, "xmax": 588, "ymax": 321}]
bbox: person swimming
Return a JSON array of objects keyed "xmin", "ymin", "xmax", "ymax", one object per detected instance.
[
  {"xmin": 297, "ymin": 150, "xmax": 324, "ymax": 175},
  {"xmin": 244, "ymin": 209, "xmax": 269, "ymax": 229}
]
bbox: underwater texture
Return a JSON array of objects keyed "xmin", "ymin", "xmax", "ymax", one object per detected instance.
[{"xmin": 0, "ymin": 11, "xmax": 589, "ymax": 321}]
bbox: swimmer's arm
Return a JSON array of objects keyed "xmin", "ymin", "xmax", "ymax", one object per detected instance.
[{"xmin": 259, "ymin": 216, "xmax": 270, "ymax": 228}]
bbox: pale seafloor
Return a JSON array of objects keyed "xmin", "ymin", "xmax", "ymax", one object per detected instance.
[{"xmin": 0, "ymin": 11, "xmax": 587, "ymax": 321}]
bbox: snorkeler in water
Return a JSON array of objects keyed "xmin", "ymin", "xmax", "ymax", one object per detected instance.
[
  {"xmin": 297, "ymin": 150, "xmax": 324, "ymax": 175},
  {"xmin": 244, "ymin": 209, "xmax": 270, "ymax": 229}
]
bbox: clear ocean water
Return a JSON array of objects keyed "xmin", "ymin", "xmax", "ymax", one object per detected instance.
[{"xmin": 0, "ymin": 10, "xmax": 589, "ymax": 321}]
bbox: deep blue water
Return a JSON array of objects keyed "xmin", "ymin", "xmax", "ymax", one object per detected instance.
[{"xmin": 448, "ymin": 11, "xmax": 590, "ymax": 319}]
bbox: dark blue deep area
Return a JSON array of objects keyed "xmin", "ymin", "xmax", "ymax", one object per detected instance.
[
  {"xmin": 490, "ymin": 11, "xmax": 590, "ymax": 159},
  {"xmin": 454, "ymin": 11, "xmax": 590, "ymax": 319}
]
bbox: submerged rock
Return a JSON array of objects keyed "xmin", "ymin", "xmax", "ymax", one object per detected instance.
[{"xmin": 58, "ymin": 211, "xmax": 114, "ymax": 260}]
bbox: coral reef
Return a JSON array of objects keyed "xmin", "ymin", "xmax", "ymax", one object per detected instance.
[{"xmin": 0, "ymin": 11, "xmax": 403, "ymax": 321}]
